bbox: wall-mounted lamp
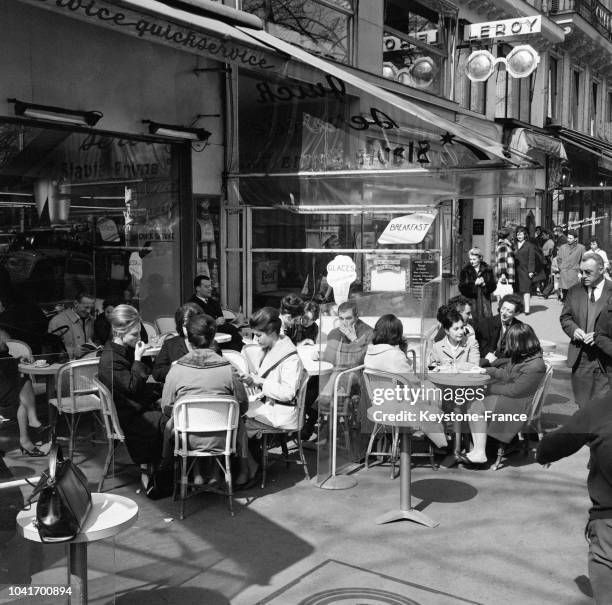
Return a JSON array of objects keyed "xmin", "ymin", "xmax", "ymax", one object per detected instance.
[
  {"xmin": 465, "ymin": 45, "xmax": 540, "ymax": 82},
  {"xmin": 7, "ymin": 98, "xmax": 102, "ymax": 126},
  {"xmin": 142, "ymin": 120, "xmax": 211, "ymax": 142}
]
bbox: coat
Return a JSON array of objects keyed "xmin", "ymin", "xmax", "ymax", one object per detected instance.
[
  {"xmin": 514, "ymin": 240, "xmax": 545, "ymax": 293},
  {"xmin": 561, "ymin": 280, "xmax": 612, "ymax": 368},
  {"xmin": 243, "ymin": 335, "xmax": 304, "ymax": 430},
  {"xmin": 161, "ymin": 348, "xmax": 248, "ymax": 453},
  {"xmin": 557, "ymin": 241, "xmax": 586, "ymax": 290},
  {"xmin": 495, "ymin": 239, "xmax": 515, "ymax": 284},
  {"xmin": 48, "ymin": 308, "xmax": 93, "ymax": 359},
  {"xmin": 428, "ymin": 335, "xmax": 480, "ymax": 370},
  {"xmin": 364, "ymin": 343, "xmax": 412, "ymax": 374},
  {"xmin": 484, "ymin": 353, "xmax": 546, "ymax": 443},
  {"xmin": 98, "ymin": 342, "xmax": 167, "ymax": 464},
  {"xmin": 152, "ymin": 335, "xmax": 189, "ymax": 383},
  {"xmin": 458, "ymin": 262, "xmax": 496, "ymax": 318},
  {"xmin": 475, "ymin": 316, "xmax": 522, "ymax": 365},
  {"xmin": 592, "ymin": 287, "xmax": 612, "ymax": 372}
]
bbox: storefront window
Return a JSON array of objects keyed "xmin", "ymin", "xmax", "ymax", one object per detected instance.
[
  {"xmin": 382, "ymin": 0, "xmax": 456, "ymax": 96},
  {"xmin": 242, "ymin": 0, "xmax": 354, "ymax": 64},
  {"xmin": 0, "ymin": 122, "xmax": 184, "ymax": 322}
]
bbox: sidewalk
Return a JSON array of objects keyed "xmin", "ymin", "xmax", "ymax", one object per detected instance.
[{"xmin": 0, "ymin": 295, "xmax": 593, "ymax": 605}]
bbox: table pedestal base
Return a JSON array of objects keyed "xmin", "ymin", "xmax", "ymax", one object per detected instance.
[
  {"xmin": 317, "ymin": 475, "xmax": 358, "ymax": 490},
  {"xmin": 375, "ymin": 508, "xmax": 438, "ymax": 527},
  {"xmin": 67, "ymin": 542, "xmax": 87, "ymax": 605}
]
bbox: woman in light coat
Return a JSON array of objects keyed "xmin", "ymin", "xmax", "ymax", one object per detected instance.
[
  {"xmin": 243, "ymin": 307, "xmax": 305, "ymax": 431},
  {"xmin": 429, "ymin": 308, "xmax": 480, "ymax": 371},
  {"xmin": 364, "ymin": 314, "xmax": 412, "ymax": 374}
]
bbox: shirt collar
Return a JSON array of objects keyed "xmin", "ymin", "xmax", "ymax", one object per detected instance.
[{"xmin": 591, "ymin": 279, "xmax": 605, "ymax": 296}]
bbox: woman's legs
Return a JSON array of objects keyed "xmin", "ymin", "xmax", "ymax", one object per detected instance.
[
  {"xmin": 465, "ymin": 399, "xmax": 488, "ymax": 462},
  {"xmin": 523, "ymin": 292, "xmax": 531, "ymax": 314},
  {"xmin": 236, "ymin": 421, "xmax": 258, "ymax": 484},
  {"xmin": 18, "ymin": 380, "xmax": 43, "ymax": 450}
]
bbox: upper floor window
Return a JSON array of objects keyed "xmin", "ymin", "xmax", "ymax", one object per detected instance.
[
  {"xmin": 548, "ymin": 56, "xmax": 559, "ymax": 121},
  {"xmin": 382, "ymin": 0, "xmax": 457, "ymax": 96},
  {"xmin": 242, "ymin": 0, "xmax": 354, "ymax": 64}
]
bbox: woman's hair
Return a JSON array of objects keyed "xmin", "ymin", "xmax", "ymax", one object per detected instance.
[
  {"xmin": 439, "ymin": 308, "xmax": 463, "ymax": 331},
  {"xmin": 185, "ymin": 314, "xmax": 217, "ymax": 348},
  {"xmin": 174, "ymin": 302, "xmax": 203, "ymax": 334},
  {"xmin": 498, "ymin": 228, "xmax": 510, "ymax": 239},
  {"xmin": 567, "ymin": 230, "xmax": 578, "ymax": 238},
  {"xmin": 515, "ymin": 226, "xmax": 528, "ymax": 236},
  {"xmin": 372, "ymin": 314, "xmax": 407, "ymax": 353},
  {"xmin": 110, "ymin": 304, "xmax": 141, "ymax": 337},
  {"xmin": 468, "ymin": 247, "xmax": 483, "ymax": 259},
  {"xmin": 504, "ymin": 323, "xmax": 542, "ymax": 362},
  {"xmin": 590, "ymin": 237, "xmax": 600, "ymax": 246},
  {"xmin": 303, "ymin": 301, "xmax": 320, "ymax": 321},
  {"xmin": 250, "ymin": 307, "xmax": 282, "ymax": 335},
  {"xmin": 280, "ymin": 294, "xmax": 304, "ymax": 318}
]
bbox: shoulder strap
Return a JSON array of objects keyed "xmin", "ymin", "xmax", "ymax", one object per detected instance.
[{"xmin": 260, "ymin": 351, "xmax": 298, "ymax": 379}]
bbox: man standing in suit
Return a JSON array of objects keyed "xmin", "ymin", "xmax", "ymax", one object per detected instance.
[
  {"xmin": 187, "ymin": 275, "xmax": 242, "ymax": 351},
  {"xmin": 475, "ymin": 293, "xmax": 523, "ymax": 367},
  {"xmin": 560, "ymin": 252, "xmax": 612, "ymax": 407}
]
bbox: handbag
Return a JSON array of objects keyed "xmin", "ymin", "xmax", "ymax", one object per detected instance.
[
  {"xmin": 25, "ymin": 444, "xmax": 92, "ymax": 543},
  {"xmin": 493, "ymin": 281, "xmax": 513, "ymax": 298}
]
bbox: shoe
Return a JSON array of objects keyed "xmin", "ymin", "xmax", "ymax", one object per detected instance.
[
  {"xmin": 236, "ymin": 464, "xmax": 260, "ymax": 488},
  {"xmin": 28, "ymin": 424, "xmax": 51, "ymax": 443},
  {"xmin": 456, "ymin": 453, "xmax": 486, "ymax": 467},
  {"xmin": 19, "ymin": 445, "xmax": 45, "ymax": 458},
  {"xmin": 236, "ymin": 469, "xmax": 261, "ymax": 490}
]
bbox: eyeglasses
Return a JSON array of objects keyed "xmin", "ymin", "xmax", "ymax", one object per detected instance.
[{"xmin": 465, "ymin": 45, "xmax": 540, "ymax": 82}]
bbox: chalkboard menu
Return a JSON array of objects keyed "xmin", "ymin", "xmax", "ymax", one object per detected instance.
[{"xmin": 410, "ymin": 258, "xmax": 438, "ymax": 298}]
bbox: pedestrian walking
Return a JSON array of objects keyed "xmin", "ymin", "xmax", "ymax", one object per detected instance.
[
  {"xmin": 590, "ymin": 237, "xmax": 610, "ymax": 278},
  {"xmin": 560, "ymin": 252, "xmax": 612, "ymax": 408},
  {"xmin": 494, "ymin": 228, "xmax": 515, "ymax": 300},
  {"xmin": 514, "ymin": 226, "xmax": 544, "ymax": 315},
  {"xmin": 458, "ymin": 247, "xmax": 496, "ymax": 320},
  {"xmin": 557, "ymin": 230, "xmax": 586, "ymax": 302}
]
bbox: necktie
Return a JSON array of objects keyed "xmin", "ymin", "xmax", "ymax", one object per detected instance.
[{"xmin": 590, "ymin": 289, "xmax": 596, "ymax": 303}]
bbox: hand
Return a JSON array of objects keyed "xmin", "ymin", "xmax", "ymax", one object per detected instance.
[
  {"xmin": 134, "ymin": 340, "xmax": 147, "ymax": 361},
  {"xmin": 583, "ymin": 332, "xmax": 595, "ymax": 345},
  {"xmin": 475, "ymin": 277, "xmax": 484, "ymax": 286},
  {"xmin": 216, "ymin": 316, "xmax": 226, "ymax": 326},
  {"xmin": 573, "ymin": 328, "xmax": 587, "ymax": 342},
  {"xmin": 339, "ymin": 324, "xmax": 357, "ymax": 341},
  {"xmin": 485, "ymin": 352, "xmax": 497, "ymax": 364},
  {"xmin": 73, "ymin": 345, "xmax": 85, "ymax": 359},
  {"xmin": 312, "ymin": 348, "xmax": 320, "ymax": 361},
  {"xmin": 249, "ymin": 373, "xmax": 263, "ymax": 387},
  {"xmin": 528, "ymin": 272, "xmax": 534, "ymax": 279}
]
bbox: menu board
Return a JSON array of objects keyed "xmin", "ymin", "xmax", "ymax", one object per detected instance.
[{"xmin": 410, "ymin": 258, "xmax": 438, "ymax": 298}]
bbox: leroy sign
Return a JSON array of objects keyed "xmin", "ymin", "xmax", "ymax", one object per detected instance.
[
  {"xmin": 465, "ymin": 16, "xmax": 541, "ymax": 41},
  {"xmin": 377, "ymin": 213, "xmax": 437, "ymax": 245}
]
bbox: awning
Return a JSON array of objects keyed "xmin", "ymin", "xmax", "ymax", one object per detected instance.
[
  {"xmin": 236, "ymin": 26, "xmax": 533, "ymax": 167},
  {"xmin": 510, "ymin": 128, "xmax": 567, "ymax": 161},
  {"xmin": 553, "ymin": 127, "xmax": 612, "ymax": 162}
]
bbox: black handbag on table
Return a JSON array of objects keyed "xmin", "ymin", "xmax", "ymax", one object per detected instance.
[{"xmin": 25, "ymin": 444, "xmax": 92, "ymax": 543}]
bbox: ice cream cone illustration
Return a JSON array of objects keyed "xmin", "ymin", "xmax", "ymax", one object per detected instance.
[{"xmin": 326, "ymin": 255, "xmax": 356, "ymax": 304}]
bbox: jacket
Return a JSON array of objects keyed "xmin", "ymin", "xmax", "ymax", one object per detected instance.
[
  {"xmin": 243, "ymin": 335, "xmax": 304, "ymax": 430},
  {"xmin": 557, "ymin": 241, "xmax": 586, "ymax": 290},
  {"xmin": 593, "ymin": 289, "xmax": 612, "ymax": 372},
  {"xmin": 364, "ymin": 343, "xmax": 412, "ymax": 374},
  {"xmin": 429, "ymin": 335, "xmax": 480, "ymax": 369},
  {"xmin": 561, "ymin": 280, "xmax": 612, "ymax": 368},
  {"xmin": 322, "ymin": 319, "xmax": 373, "ymax": 371},
  {"xmin": 475, "ymin": 316, "xmax": 522, "ymax": 363},
  {"xmin": 187, "ymin": 294, "xmax": 243, "ymax": 351},
  {"xmin": 152, "ymin": 335, "xmax": 189, "ymax": 383},
  {"xmin": 485, "ymin": 353, "xmax": 546, "ymax": 443},
  {"xmin": 514, "ymin": 240, "xmax": 545, "ymax": 293},
  {"xmin": 495, "ymin": 239, "xmax": 515, "ymax": 284},
  {"xmin": 48, "ymin": 308, "xmax": 93, "ymax": 359},
  {"xmin": 458, "ymin": 262, "xmax": 497, "ymax": 301},
  {"xmin": 98, "ymin": 342, "xmax": 167, "ymax": 464}
]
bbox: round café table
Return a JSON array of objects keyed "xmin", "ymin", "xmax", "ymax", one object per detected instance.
[
  {"xmin": 142, "ymin": 332, "xmax": 232, "ymax": 358},
  {"xmin": 18, "ymin": 361, "xmax": 64, "ymax": 402},
  {"xmin": 366, "ymin": 401, "xmax": 445, "ymax": 527},
  {"xmin": 17, "ymin": 493, "xmax": 138, "ymax": 605},
  {"xmin": 297, "ymin": 345, "xmax": 333, "ymax": 377},
  {"xmin": 426, "ymin": 370, "xmax": 491, "ymax": 464}
]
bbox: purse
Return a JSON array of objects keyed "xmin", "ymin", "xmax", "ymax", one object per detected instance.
[{"xmin": 25, "ymin": 444, "xmax": 92, "ymax": 543}]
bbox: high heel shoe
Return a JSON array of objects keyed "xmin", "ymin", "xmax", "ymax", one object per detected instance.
[
  {"xmin": 19, "ymin": 445, "xmax": 45, "ymax": 457},
  {"xmin": 28, "ymin": 424, "xmax": 51, "ymax": 442}
]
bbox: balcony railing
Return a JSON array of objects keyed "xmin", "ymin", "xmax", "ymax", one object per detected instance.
[{"xmin": 549, "ymin": 0, "xmax": 612, "ymax": 41}]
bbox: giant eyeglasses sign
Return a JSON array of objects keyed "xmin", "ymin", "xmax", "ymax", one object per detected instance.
[{"xmin": 465, "ymin": 45, "xmax": 540, "ymax": 82}]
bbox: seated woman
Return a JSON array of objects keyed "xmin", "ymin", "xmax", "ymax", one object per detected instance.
[
  {"xmin": 152, "ymin": 302, "xmax": 203, "ymax": 383},
  {"xmin": 458, "ymin": 323, "xmax": 546, "ymax": 466},
  {"xmin": 161, "ymin": 314, "xmax": 259, "ymax": 486},
  {"xmin": 242, "ymin": 307, "xmax": 304, "ymax": 431},
  {"xmin": 429, "ymin": 307, "xmax": 480, "ymax": 371},
  {"xmin": 286, "ymin": 301, "xmax": 319, "ymax": 346},
  {"xmin": 98, "ymin": 304, "xmax": 167, "ymax": 468},
  {"xmin": 0, "ymin": 338, "xmax": 48, "ymax": 456},
  {"xmin": 364, "ymin": 314, "xmax": 412, "ymax": 374},
  {"xmin": 279, "ymin": 294, "xmax": 304, "ymax": 339},
  {"xmin": 93, "ymin": 298, "xmax": 148, "ymax": 347}
]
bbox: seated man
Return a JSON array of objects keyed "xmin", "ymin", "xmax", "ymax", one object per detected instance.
[
  {"xmin": 0, "ymin": 337, "xmax": 48, "ymax": 456},
  {"xmin": 48, "ymin": 292, "xmax": 95, "ymax": 359},
  {"xmin": 316, "ymin": 301, "xmax": 373, "ymax": 404},
  {"xmin": 474, "ymin": 293, "xmax": 523, "ymax": 367},
  {"xmin": 187, "ymin": 275, "xmax": 242, "ymax": 351},
  {"xmin": 434, "ymin": 295, "xmax": 475, "ymax": 342}
]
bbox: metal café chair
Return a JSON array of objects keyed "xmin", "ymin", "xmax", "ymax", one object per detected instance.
[
  {"xmin": 48, "ymin": 358, "xmax": 101, "ymax": 457},
  {"xmin": 154, "ymin": 316, "xmax": 176, "ymax": 336},
  {"xmin": 172, "ymin": 395, "xmax": 240, "ymax": 519},
  {"xmin": 141, "ymin": 321, "xmax": 158, "ymax": 342}
]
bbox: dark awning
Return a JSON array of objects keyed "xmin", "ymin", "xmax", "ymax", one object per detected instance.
[{"xmin": 552, "ymin": 127, "xmax": 612, "ymax": 162}]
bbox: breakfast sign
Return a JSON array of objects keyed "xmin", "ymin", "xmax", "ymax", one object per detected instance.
[{"xmin": 18, "ymin": 0, "xmax": 286, "ymax": 73}]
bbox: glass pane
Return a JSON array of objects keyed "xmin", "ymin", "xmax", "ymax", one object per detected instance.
[
  {"xmin": 243, "ymin": 0, "xmax": 351, "ymax": 63},
  {"xmin": 0, "ymin": 122, "xmax": 181, "ymax": 329}
]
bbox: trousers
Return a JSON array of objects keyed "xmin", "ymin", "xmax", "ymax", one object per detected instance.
[
  {"xmin": 572, "ymin": 352, "xmax": 609, "ymax": 409},
  {"xmin": 587, "ymin": 518, "xmax": 612, "ymax": 604}
]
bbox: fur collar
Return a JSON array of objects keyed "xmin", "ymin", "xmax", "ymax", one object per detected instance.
[{"xmin": 177, "ymin": 348, "xmax": 230, "ymax": 369}]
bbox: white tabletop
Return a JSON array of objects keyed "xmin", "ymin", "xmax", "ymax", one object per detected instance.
[
  {"xmin": 143, "ymin": 332, "xmax": 232, "ymax": 357},
  {"xmin": 297, "ymin": 345, "xmax": 333, "ymax": 377},
  {"xmin": 18, "ymin": 362, "xmax": 63, "ymax": 376},
  {"xmin": 17, "ymin": 493, "xmax": 138, "ymax": 544}
]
